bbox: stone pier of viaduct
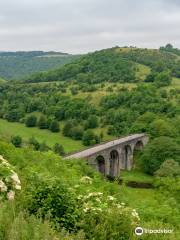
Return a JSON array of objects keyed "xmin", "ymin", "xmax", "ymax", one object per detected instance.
[{"xmin": 64, "ymin": 134, "xmax": 148, "ymax": 177}]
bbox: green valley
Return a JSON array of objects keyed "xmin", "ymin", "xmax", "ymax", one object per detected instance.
[{"xmin": 0, "ymin": 45, "xmax": 180, "ymax": 240}]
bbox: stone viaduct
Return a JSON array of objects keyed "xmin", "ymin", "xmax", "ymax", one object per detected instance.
[{"xmin": 64, "ymin": 134, "xmax": 148, "ymax": 177}]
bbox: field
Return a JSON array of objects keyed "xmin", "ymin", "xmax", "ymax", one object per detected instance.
[{"xmin": 0, "ymin": 119, "xmax": 84, "ymax": 153}]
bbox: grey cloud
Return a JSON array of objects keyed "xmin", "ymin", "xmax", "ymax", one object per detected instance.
[{"xmin": 0, "ymin": 0, "xmax": 180, "ymax": 53}]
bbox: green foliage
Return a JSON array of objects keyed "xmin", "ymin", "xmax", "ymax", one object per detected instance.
[
  {"xmin": 11, "ymin": 135, "xmax": 22, "ymax": 148},
  {"xmin": 25, "ymin": 48, "xmax": 137, "ymax": 84},
  {"xmin": 155, "ymin": 159, "xmax": 180, "ymax": 177},
  {"xmin": 53, "ymin": 143, "xmax": 65, "ymax": 156},
  {"xmin": 26, "ymin": 178, "xmax": 79, "ymax": 231},
  {"xmin": 29, "ymin": 137, "xmax": 40, "ymax": 150},
  {"xmin": 25, "ymin": 115, "xmax": 37, "ymax": 127},
  {"xmin": 85, "ymin": 115, "xmax": 99, "ymax": 129},
  {"xmin": 49, "ymin": 120, "xmax": 60, "ymax": 132},
  {"xmin": 0, "ymin": 51, "xmax": 79, "ymax": 80},
  {"xmin": 0, "ymin": 203, "xmax": 85, "ymax": 240},
  {"xmin": 71, "ymin": 126, "xmax": 84, "ymax": 140},
  {"xmin": 82, "ymin": 129, "xmax": 96, "ymax": 146},
  {"xmin": 37, "ymin": 115, "xmax": 48, "ymax": 129},
  {"xmin": 155, "ymin": 71, "xmax": 172, "ymax": 87},
  {"xmin": 149, "ymin": 119, "xmax": 177, "ymax": 138},
  {"xmin": 140, "ymin": 137, "xmax": 180, "ymax": 175}
]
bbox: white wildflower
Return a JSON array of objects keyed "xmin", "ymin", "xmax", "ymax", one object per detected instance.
[
  {"xmin": 11, "ymin": 172, "xmax": 21, "ymax": 185},
  {"xmin": 95, "ymin": 198, "xmax": 101, "ymax": 203},
  {"xmin": 107, "ymin": 196, "xmax": 116, "ymax": 201},
  {"xmin": 0, "ymin": 180, "xmax": 7, "ymax": 192},
  {"xmin": 7, "ymin": 190, "xmax": 15, "ymax": 201},
  {"xmin": 80, "ymin": 176, "xmax": 92, "ymax": 184},
  {"xmin": 15, "ymin": 184, "xmax": 21, "ymax": 190}
]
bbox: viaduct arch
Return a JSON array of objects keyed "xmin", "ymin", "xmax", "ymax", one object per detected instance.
[{"xmin": 64, "ymin": 134, "xmax": 148, "ymax": 177}]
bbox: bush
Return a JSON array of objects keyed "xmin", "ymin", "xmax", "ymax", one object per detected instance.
[
  {"xmin": 11, "ymin": 136, "xmax": 22, "ymax": 148},
  {"xmin": 25, "ymin": 115, "xmax": 37, "ymax": 127},
  {"xmin": 27, "ymin": 179, "xmax": 80, "ymax": 231},
  {"xmin": 29, "ymin": 137, "xmax": 40, "ymax": 150},
  {"xmin": 140, "ymin": 137, "xmax": 180, "ymax": 175},
  {"xmin": 0, "ymin": 204, "xmax": 85, "ymax": 240},
  {"xmin": 63, "ymin": 120, "xmax": 77, "ymax": 137},
  {"xmin": 82, "ymin": 130, "xmax": 96, "ymax": 146},
  {"xmin": 38, "ymin": 116, "xmax": 48, "ymax": 129},
  {"xmin": 49, "ymin": 120, "xmax": 60, "ymax": 132},
  {"xmin": 155, "ymin": 159, "xmax": 180, "ymax": 177},
  {"xmin": 53, "ymin": 143, "xmax": 65, "ymax": 156},
  {"xmin": 149, "ymin": 119, "xmax": 176, "ymax": 138},
  {"xmin": 85, "ymin": 115, "xmax": 99, "ymax": 129},
  {"xmin": 71, "ymin": 126, "xmax": 84, "ymax": 140}
]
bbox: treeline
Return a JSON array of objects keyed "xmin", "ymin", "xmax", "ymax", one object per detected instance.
[
  {"xmin": 0, "ymin": 53, "xmax": 79, "ymax": 80},
  {"xmin": 24, "ymin": 48, "xmax": 137, "ymax": 83},
  {"xmin": 160, "ymin": 43, "xmax": 180, "ymax": 56},
  {"xmin": 116, "ymin": 46, "xmax": 180, "ymax": 78},
  {"xmin": 0, "ymin": 83, "xmax": 102, "ymax": 146}
]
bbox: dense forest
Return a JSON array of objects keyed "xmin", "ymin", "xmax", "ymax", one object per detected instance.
[
  {"xmin": 0, "ymin": 51, "xmax": 79, "ymax": 80},
  {"xmin": 0, "ymin": 45, "xmax": 180, "ymax": 239}
]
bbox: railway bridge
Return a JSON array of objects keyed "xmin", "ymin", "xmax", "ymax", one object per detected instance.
[{"xmin": 64, "ymin": 134, "xmax": 148, "ymax": 177}]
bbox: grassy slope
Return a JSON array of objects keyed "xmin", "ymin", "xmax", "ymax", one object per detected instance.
[{"xmin": 0, "ymin": 119, "xmax": 84, "ymax": 153}]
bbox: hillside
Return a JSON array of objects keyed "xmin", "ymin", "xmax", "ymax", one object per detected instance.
[
  {"xmin": 0, "ymin": 51, "xmax": 79, "ymax": 80},
  {"xmin": 0, "ymin": 140, "xmax": 179, "ymax": 239},
  {"xmin": 24, "ymin": 46, "xmax": 180, "ymax": 83},
  {"xmin": 0, "ymin": 46, "xmax": 180, "ymax": 239},
  {"xmin": 0, "ymin": 46, "xmax": 179, "ymax": 152}
]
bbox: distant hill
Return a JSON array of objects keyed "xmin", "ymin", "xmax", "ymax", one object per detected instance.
[
  {"xmin": 24, "ymin": 46, "xmax": 180, "ymax": 84},
  {"xmin": 160, "ymin": 44, "xmax": 180, "ymax": 57},
  {"xmin": 0, "ymin": 51, "xmax": 80, "ymax": 80}
]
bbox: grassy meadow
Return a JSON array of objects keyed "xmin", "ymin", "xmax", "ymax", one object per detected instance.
[{"xmin": 0, "ymin": 119, "xmax": 84, "ymax": 153}]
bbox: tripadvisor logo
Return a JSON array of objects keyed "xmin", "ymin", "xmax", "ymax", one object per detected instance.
[
  {"xmin": 135, "ymin": 226, "xmax": 173, "ymax": 236},
  {"xmin": 135, "ymin": 227, "xmax": 143, "ymax": 236}
]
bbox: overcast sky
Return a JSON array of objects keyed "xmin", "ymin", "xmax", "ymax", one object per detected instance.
[{"xmin": 0, "ymin": 0, "xmax": 180, "ymax": 53}]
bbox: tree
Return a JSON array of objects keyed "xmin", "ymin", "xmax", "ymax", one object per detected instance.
[
  {"xmin": 165, "ymin": 43, "xmax": 173, "ymax": 49},
  {"xmin": 85, "ymin": 115, "xmax": 99, "ymax": 129},
  {"xmin": 11, "ymin": 135, "xmax": 22, "ymax": 147},
  {"xmin": 25, "ymin": 115, "xmax": 37, "ymax": 127},
  {"xmin": 140, "ymin": 137, "xmax": 180, "ymax": 175},
  {"xmin": 155, "ymin": 71, "xmax": 172, "ymax": 87},
  {"xmin": 63, "ymin": 120, "xmax": 74, "ymax": 137},
  {"xmin": 71, "ymin": 126, "xmax": 83, "ymax": 140},
  {"xmin": 38, "ymin": 116, "xmax": 48, "ymax": 129},
  {"xmin": 53, "ymin": 143, "xmax": 65, "ymax": 156},
  {"xmin": 29, "ymin": 137, "xmax": 40, "ymax": 150},
  {"xmin": 49, "ymin": 120, "xmax": 60, "ymax": 132},
  {"xmin": 82, "ymin": 130, "xmax": 96, "ymax": 146},
  {"xmin": 149, "ymin": 119, "xmax": 176, "ymax": 138},
  {"xmin": 155, "ymin": 159, "xmax": 180, "ymax": 177},
  {"xmin": 39, "ymin": 141, "xmax": 50, "ymax": 152}
]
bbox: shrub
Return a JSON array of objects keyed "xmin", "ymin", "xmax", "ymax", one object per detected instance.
[
  {"xmin": 38, "ymin": 116, "xmax": 48, "ymax": 129},
  {"xmin": 11, "ymin": 136, "xmax": 22, "ymax": 148},
  {"xmin": 85, "ymin": 115, "xmax": 99, "ymax": 129},
  {"xmin": 140, "ymin": 137, "xmax": 180, "ymax": 175},
  {"xmin": 26, "ymin": 179, "xmax": 80, "ymax": 231},
  {"xmin": 49, "ymin": 120, "xmax": 60, "ymax": 132},
  {"xmin": 29, "ymin": 137, "xmax": 40, "ymax": 151},
  {"xmin": 25, "ymin": 115, "xmax": 37, "ymax": 127},
  {"xmin": 53, "ymin": 143, "xmax": 65, "ymax": 156},
  {"xmin": 0, "ymin": 155, "xmax": 21, "ymax": 201},
  {"xmin": 77, "ymin": 192, "xmax": 140, "ymax": 240},
  {"xmin": 155, "ymin": 159, "xmax": 180, "ymax": 177},
  {"xmin": 82, "ymin": 130, "xmax": 96, "ymax": 146},
  {"xmin": 71, "ymin": 126, "xmax": 84, "ymax": 140}
]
